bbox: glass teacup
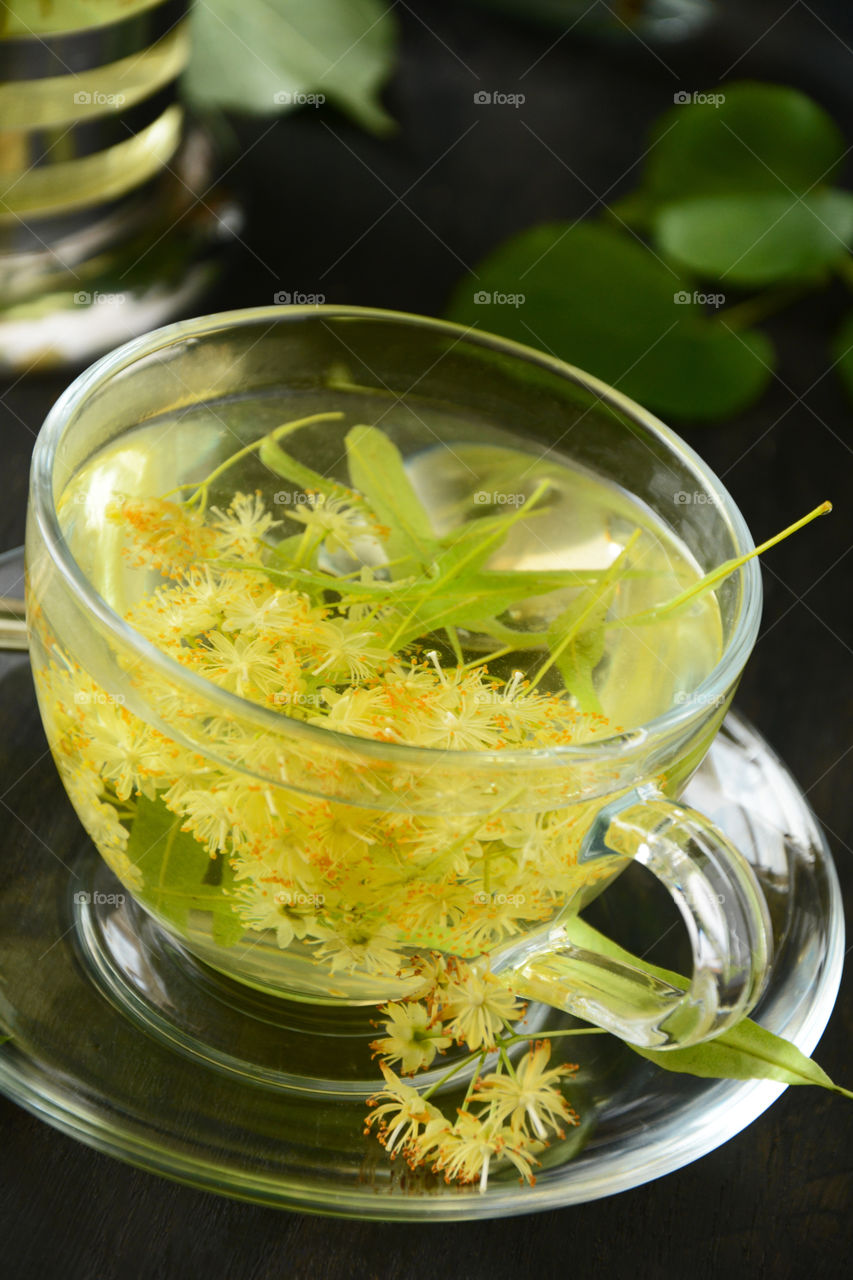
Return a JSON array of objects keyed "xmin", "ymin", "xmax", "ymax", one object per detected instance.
[{"xmin": 26, "ymin": 306, "xmax": 770, "ymax": 1051}]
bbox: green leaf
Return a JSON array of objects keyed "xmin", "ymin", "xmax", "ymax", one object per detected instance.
[
  {"xmin": 432, "ymin": 501, "xmax": 547, "ymax": 580},
  {"xmin": 345, "ymin": 425, "xmax": 438, "ymax": 567},
  {"xmin": 184, "ymin": 0, "xmax": 397, "ymax": 134},
  {"xmin": 126, "ymin": 795, "xmax": 244, "ymax": 947},
  {"xmin": 263, "ymin": 562, "xmax": 625, "ymax": 598},
  {"xmin": 609, "ymin": 501, "xmax": 831, "ymax": 632},
  {"xmin": 635, "ymin": 1022, "xmax": 849, "ymax": 1092},
  {"xmin": 537, "ymin": 529, "xmax": 640, "ymax": 706},
  {"xmin": 259, "ymin": 436, "xmax": 347, "ymax": 502},
  {"xmin": 832, "ymin": 310, "xmax": 853, "ymax": 405},
  {"xmin": 375, "ymin": 485, "xmax": 552, "ymax": 648},
  {"xmin": 546, "ymin": 588, "xmax": 611, "ymax": 713},
  {"xmin": 641, "ymin": 82, "xmax": 846, "ymax": 205},
  {"xmin": 653, "ymin": 190, "xmax": 853, "ymax": 286},
  {"xmin": 563, "ymin": 917, "xmax": 852, "ymax": 1097},
  {"xmin": 446, "ymin": 222, "xmax": 773, "ymax": 420}
]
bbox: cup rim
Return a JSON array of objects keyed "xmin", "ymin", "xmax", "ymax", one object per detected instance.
[{"xmin": 30, "ymin": 304, "xmax": 762, "ymax": 769}]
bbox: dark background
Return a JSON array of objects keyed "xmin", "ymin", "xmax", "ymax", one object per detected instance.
[{"xmin": 1, "ymin": 1, "xmax": 852, "ymax": 1276}]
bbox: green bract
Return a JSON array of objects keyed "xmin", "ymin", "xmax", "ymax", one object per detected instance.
[
  {"xmin": 564, "ymin": 918, "xmax": 852, "ymax": 1097},
  {"xmin": 126, "ymin": 795, "xmax": 244, "ymax": 946}
]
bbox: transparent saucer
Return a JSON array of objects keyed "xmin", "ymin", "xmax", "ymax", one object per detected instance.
[{"xmin": 0, "ymin": 554, "xmax": 843, "ymax": 1220}]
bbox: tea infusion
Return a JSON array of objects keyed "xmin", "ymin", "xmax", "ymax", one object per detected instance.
[{"xmin": 31, "ymin": 395, "xmax": 824, "ymax": 1188}]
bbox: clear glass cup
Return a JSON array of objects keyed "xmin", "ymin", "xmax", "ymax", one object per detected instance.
[{"xmin": 25, "ymin": 305, "xmax": 770, "ymax": 1051}]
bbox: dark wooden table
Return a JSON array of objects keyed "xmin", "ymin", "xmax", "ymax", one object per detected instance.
[{"xmin": 2, "ymin": 2, "xmax": 852, "ymax": 1276}]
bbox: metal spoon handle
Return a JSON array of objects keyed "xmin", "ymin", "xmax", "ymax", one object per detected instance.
[{"xmin": 0, "ymin": 597, "xmax": 28, "ymax": 651}]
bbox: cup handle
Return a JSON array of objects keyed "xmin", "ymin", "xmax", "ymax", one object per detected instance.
[{"xmin": 505, "ymin": 786, "xmax": 773, "ymax": 1049}]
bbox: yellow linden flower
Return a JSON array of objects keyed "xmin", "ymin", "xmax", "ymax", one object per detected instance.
[
  {"xmin": 311, "ymin": 620, "xmax": 393, "ymax": 682},
  {"xmin": 308, "ymin": 919, "xmax": 410, "ymax": 978},
  {"xmin": 390, "ymin": 813, "xmax": 482, "ymax": 877},
  {"xmin": 480, "ymin": 670, "xmax": 574, "ymax": 738},
  {"xmin": 79, "ymin": 701, "xmax": 170, "ymax": 802},
  {"xmin": 192, "ymin": 632, "xmax": 287, "ymax": 700},
  {"xmin": 442, "ymin": 966, "xmax": 524, "ymax": 1050},
  {"xmin": 431, "ymin": 1112, "xmax": 542, "ymax": 1192},
  {"xmin": 113, "ymin": 496, "xmax": 218, "ymax": 575},
  {"xmin": 448, "ymin": 890, "xmax": 548, "ymax": 955},
  {"xmin": 411, "ymin": 689, "xmax": 509, "ymax": 751},
  {"xmin": 235, "ymin": 879, "xmax": 316, "ymax": 949},
  {"xmin": 392, "ymin": 882, "xmax": 485, "ymax": 952},
  {"xmin": 365, "ymin": 1064, "xmax": 447, "ymax": 1159},
  {"xmin": 173, "ymin": 785, "xmax": 238, "ymax": 856},
  {"xmin": 498, "ymin": 808, "xmax": 582, "ymax": 871},
  {"xmin": 220, "ymin": 585, "xmax": 313, "ymax": 639},
  {"xmin": 370, "ymin": 1001, "xmax": 452, "ymax": 1075},
  {"xmin": 209, "ymin": 491, "xmax": 281, "ymax": 558},
  {"xmin": 288, "ymin": 493, "xmax": 366, "ymax": 557},
  {"xmin": 310, "ymin": 685, "xmax": 401, "ymax": 740},
  {"xmin": 230, "ymin": 840, "xmax": 318, "ymax": 903},
  {"xmin": 225, "ymin": 782, "xmax": 287, "ymax": 853},
  {"xmin": 475, "ymin": 1041, "xmax": 579, "ymax": 1140},
  {"xmin": 128, "ymin": 582, "xmax": 218, "ymax": 648},
  {"xmin": 59, "ymin": 761, "xmax": 131, "ymax": 859},
  {"xmin": 100, "ymin": 844, "xmax": 145, "ymax": 894}
]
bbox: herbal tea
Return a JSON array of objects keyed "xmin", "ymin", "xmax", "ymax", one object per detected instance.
[
  {"xmin": 24, "ymin": 305, "xmax": 835, "ymax": 1194},
  {"xmin": 32, "ymin": 392, "xmax": 729, "ymax": 1000}
]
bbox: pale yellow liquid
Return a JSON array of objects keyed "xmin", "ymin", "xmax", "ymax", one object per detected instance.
[
  {"xmin": 59, "ymin": 399, "xmax": 723, "ymax": 731},
  {"xmin": 41, "ymin": 397, "xmax": 726, "ymax": 1000}
]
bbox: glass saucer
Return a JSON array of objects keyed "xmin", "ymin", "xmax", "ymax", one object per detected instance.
[{"xmin": 0, "ymin": 553, "xmax": 843, "ymax": 1220}]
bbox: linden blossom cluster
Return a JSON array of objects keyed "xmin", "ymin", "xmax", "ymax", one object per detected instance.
[
  {"xmin": 37, "ymin": 415, "xmax": 806, "ymax": 981},
  {"xmin": 35, "ymin": 472, "xmax": 613, "ymax": 974},
  {"xmin": 365, "ymin": 956, "xmax": 588, "ymax": 1191}
]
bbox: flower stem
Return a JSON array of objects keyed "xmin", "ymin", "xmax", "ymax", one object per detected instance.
[
  {"xmin": 502, "ymin": 1028, "xmax": 608, "ymax": 1047},
  {"xmin": 609, "ymin": 501, "xmax": 831, "ymax": 630},
  {"xmin": 460, "ymin": 1052, "xmax": 487, "ymax": 1110},
  {"xmin": 422, "ymin": 1050, "xmax": 483, "ymax": 1100},
  {"xmin": 165, "ymin": 412, "xmax": 344, "ymax": 514}
]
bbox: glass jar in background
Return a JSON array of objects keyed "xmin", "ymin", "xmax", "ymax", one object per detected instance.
[{"xmin": 0, "ymin": 0, "xmax": 241, "ymax": 371}]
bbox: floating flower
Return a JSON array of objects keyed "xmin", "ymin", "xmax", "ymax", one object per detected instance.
[
  {"xmin": 431, "ymin": 1111, "xmax": 542, "ymax": 1192},
  {"xmin": 365, "ymin": 1064, "xmax": 447, "ymax": 1159},
  {"xmin": 308, "ymin": 919, "xmax": 409, "ymax": 978},
  {"xmin": 476, "ymin": 1041, "xmax": 579, "ymax": 1140},
  {"xmin": 234, "ymin": 879, "xmax": 316, "ymax": 949},
  {"xmin": 111, "ymin": 496, "xmax": 217, "ymax": 575},
  {"xmin": 311, "ymin": 620, "xmax": 393, "ymax": 682},
  {"xmin": 210, "ymin": 491, "xmax": 280, "ymax": 557},
  {"xmin": 371, "ymin": 1001, "xmax": 452, "ymax": 1075},
  {"xmin": 192, "ymin": 632, "xmax": 287, "ymax": 700},
  {"xmin": 443, "ymin": 966, "xmax": 525, "ymax": 1050},
  {"xmin": 288, "ymin": 493, "xmax": 366, "ymax": 557},
  {"xmin": 78, "ymin": 702, "xmax": 170, "ymax": 802}
]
